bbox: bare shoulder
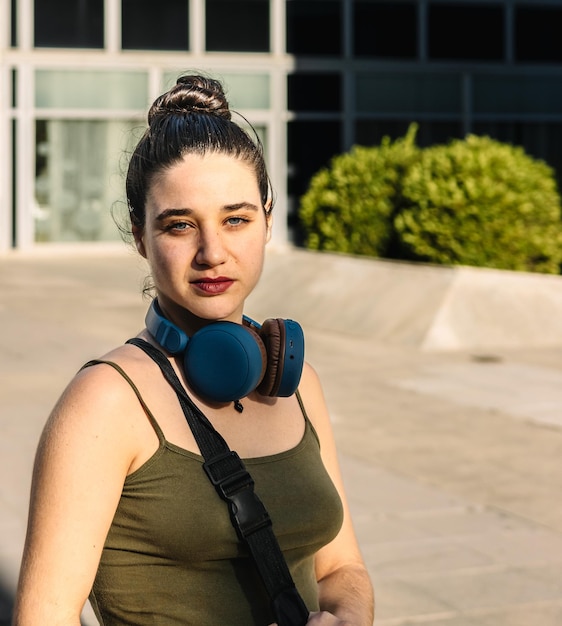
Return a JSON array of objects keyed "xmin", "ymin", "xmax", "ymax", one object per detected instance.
[
  {"xmin": 14, "ymin": 343, "xmax": 160, "ymax": 620},
  {"xmin": 43, "ymin": 343, "xmax": 155, "ymax": 456},
  {"xmin": 63, "ymin": 343, "xmax": 145, "ymax": 406}
]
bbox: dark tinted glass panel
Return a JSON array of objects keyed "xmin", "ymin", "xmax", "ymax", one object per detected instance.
[
  {"xmin": 515, "ymin": 6, "xmax": 562, "ymax": 63},
  {"xmin": 122, "ymin": 0, "xmax": 188, "ymax": 50},
  {"xmin": 354, "ymin": 1, "xmax": 417, "ymax": 59},
  {"xmin": 355, "ymin": 120, "xmax": 462, "ymax": 148},
  {"xmin": 11, "ymin": 0, "xmax": 17, "ymax": 46},
  {"xmin": 12, "ymin": 120, "xmax": 17, "ymax": 247},
  {"xmin": 286, "ymin": 1, "xmax": 341, "ymax": 56},
  {"xmin": 206, "ymin": 0, "xmax": 269, "ymax": 52},
  {"xmin": 288, "ymin": 73, "xmax": 341, "ymax": 111},
  {"xmin": 287, "ymin": 120, "xmax": 342, "ymax": 243},
  {"xmin": 34, "ymin": 0, "xmax": 104, "ymax": 48},
  {"xmin": 428, "ymin": 3, "xmax": 504, "ymax": 61},
  {"xmin": 11, "ymin": 69, "xmax": 17, "ymax": 107},
  {"xmin": 357, "ymin": 73, "xmax": 461, "ymax": 114},
  {"xmin": 473, "ymin": 74, "xmax": 562, "ymax": 115}
]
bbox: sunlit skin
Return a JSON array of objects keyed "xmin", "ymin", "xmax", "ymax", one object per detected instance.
[
  {"xmin": 13, "ymin": 83, "xmax": 374, "ymax": 623},
  {"xmin": 133, "ymin": 152, "xmax": 272, "ymax": 337},
  {"xmin": 12, "ymin": 149, "xmax": 374, "ymax": 626}
]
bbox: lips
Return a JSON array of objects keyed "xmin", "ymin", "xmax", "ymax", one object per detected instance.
[{"xmin": 192, "ymin": 277, "xmax": 234, "ymax": 295}]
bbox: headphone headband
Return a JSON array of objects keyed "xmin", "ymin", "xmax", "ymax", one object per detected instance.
[
  {"xmin": 144, "ymin": 299, "xmax": 304, "ymax": 402},
  {"xmin": 145, "ymin": 300, "xmax": 188, "ymax": 354}
]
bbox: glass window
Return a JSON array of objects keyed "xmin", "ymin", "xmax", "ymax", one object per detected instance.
[
  {"xmin": 286, "ymin": 0, "xmax": 341, "ymax": 56},
  {"xmin": 356, "ymin": 73, "xmax": 462, "ymax": 114},
  {"xmin": 473, "ymin": 75, "xmax": 562, "ymax": 115},
  {"xmin": 11, "ymin": 0, "xmax": 17, "ymax": 46},
  {"xmin": 428, "ymin": 2, "xmax": 504, "ymax": 61},
  {"xmin": 355, "ymin": 120, "xmax": 412, "ymax": 146},
  {"xmin": 221, "ymin": 73, "xmax": 270, "ymax": 109},
  {"xmin": 288, "ymin": 73, "xmax": 341, "ymax": 112},
  {"xmin": 242, "ymin": 124, "xmax": 267, "ymax": 159},
  {"xmin": 515, "ymin": 6, "xmax": 562, "ymax": 63},
  {"xmin": 34, "ymin": 120, "xmax": 142, "ymax": 243},
  {"xmin": 162, "ymin": 72, "xmax": 270, "ymax": 109},
  {"xmin": 162, "ymin": 72, "xmax": 183, "ymax": 91},
  {"xmin": 206, "ymin": 0, "xmax": 269, "ymax": 52},
  {"xmin": 11, "ymin": 69, "xmax": 17, "ymax": 107},
  {"xmin": 11, "ymin": 120, "xmax": 16, "ymax": 246},
  {"xmin": 354, "ymin": 1, "xmax": 417, "ymax": 59},
  {"xmin": 34, "ymin": 0, "xmax": 104, "ymax": 48},
  {"xmin": 287, "ymin": 120, "xmax": 342, "ymax": 243},
  {"xmin": 35, "ymin": 70, "xmax": 148, "ymax": 110},
  {"xmin": 355, "ymin": 120, "xmax": 462, "ymax": 148},
  {"xmin": 122, "ymin": 0, "xmax": 189, "ymax": 50}
]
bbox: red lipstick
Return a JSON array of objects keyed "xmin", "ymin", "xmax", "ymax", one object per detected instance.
[{"xmin": 192, "ymin": 277, "xmax": 234, "ymax": 295}]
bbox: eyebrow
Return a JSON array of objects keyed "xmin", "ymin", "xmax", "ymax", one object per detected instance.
[
  {"xmin": 155, "ymin": 208, "xmax": 192, "ymax": 222},
  {"xmin": 155, "ymin": 203, "xmax": 260, "ymax": 222}
]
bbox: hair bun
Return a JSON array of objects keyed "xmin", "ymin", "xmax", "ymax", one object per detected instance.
[{"xmin": 148, "ymin": 75, "xmax": 231, "ymax": 124}]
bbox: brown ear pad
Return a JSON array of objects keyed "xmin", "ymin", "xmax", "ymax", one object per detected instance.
[
  {"xmin": 241, "ymin": 323, "xmax": 268, "ymax": 389},
  {"xmin": 256, "ymin": 318, "xmax": 286, "ymax": 397}
]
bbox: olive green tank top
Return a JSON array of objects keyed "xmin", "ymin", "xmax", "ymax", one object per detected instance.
[{"xmin": 85, "ymin": 360, "xmax": 344, "ymax": 626}]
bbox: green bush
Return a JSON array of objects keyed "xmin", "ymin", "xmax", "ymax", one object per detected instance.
[
  {"xmin": 395, "ymin": 135, "xmax": 562, "ymax": 273},
  {"xmin": 298, "ymin": 124, "xmax": 419, "ymax": 255},
  {"xmin": 299, "ymin": 128, "xmax": 562, "ymax": 273}
]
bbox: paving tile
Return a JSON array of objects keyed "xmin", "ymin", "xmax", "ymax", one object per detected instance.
[
  {"xmin": 477, "ymin": 602, "xmax": 562, "ymax": 626},
  {"xmin": 376, "ymin": 615, "xmax": 482, "ymax": 626},
  {"xmin": 370, "ymin": 578, "xmax": 453, "ymax": 623},
  {"xmin": 3, "ymin": 250, "xmax": 562, "ymax": 626},
  {"xmin": 396, "ymin": 362, "xmax": 562, "ymax": 428},
  {"xmin": 341, "ymin": 455, "xmax": 466, "ymax": 514},
  {"xmin": 411, "ymin": 567, "xmax": 562, "ymax": 613},
  {"xmin": 465, "ymin": 528, "xmax": 562, "ymax": 568},
  {"xmin": 408, "ymin": 508, "xmax": 532, "ymax": 539}
]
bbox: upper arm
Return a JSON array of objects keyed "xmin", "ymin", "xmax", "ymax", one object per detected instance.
[
  {"xmin": 14, "ymin": 364, "xmax": 142, "ymax": 624},
  {"xmin": 297, "ymin": 362, "xmax": 366, "ymax": 581}
]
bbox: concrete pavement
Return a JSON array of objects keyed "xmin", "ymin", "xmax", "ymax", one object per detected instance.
[{"xmin": 1, "ymin": 246, "xmax": 562, "ymax": 625}]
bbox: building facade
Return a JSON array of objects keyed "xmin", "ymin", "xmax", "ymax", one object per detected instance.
[{"xmin": 2, "ymin": 0, "xmax": 562, "ymax": 252}]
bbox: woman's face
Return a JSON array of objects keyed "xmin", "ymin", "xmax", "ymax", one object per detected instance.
[{"xmin": 134, "ymin": 152, "xmax": 272, "ymax": 333}]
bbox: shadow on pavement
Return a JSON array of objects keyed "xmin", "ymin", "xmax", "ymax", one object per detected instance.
[{"xmin": 0, "ymin": 579, "xmax": 13, "ymax": 625}]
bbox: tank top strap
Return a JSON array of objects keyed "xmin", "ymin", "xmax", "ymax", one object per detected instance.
[
  {"xmin": 81, "ymin": 359, "xmax": 166, "ymax": 444},
  {"xmin": 295, "ymin": 389, "xmax": 321, "ymax": 448}
]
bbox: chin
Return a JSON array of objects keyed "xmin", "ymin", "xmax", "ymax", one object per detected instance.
[{"xmin": 195, "ymin": 306, "xmax": 243, "ymax": 324}]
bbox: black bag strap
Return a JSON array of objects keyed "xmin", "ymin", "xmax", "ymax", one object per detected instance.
[{"xmin": 127, "ymin": 338, "xmax": 309, "ymax": 626}]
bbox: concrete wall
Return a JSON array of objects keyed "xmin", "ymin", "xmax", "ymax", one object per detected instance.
[{"xmin": 247, "ymin": 248, "xmax": 562, "ymax": 352}]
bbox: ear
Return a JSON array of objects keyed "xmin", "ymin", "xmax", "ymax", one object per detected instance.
[
  {"xmin": 264, "ymin": 202, "xmax": 273, "ymax": 243},
  {"xmin": 132, "ymin": 226, "xmax": 147, "ymax": 258}
]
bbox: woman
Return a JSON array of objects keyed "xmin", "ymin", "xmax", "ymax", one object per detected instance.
[{"xmin": 13, "ymin": 75, "xmax": 374, "ymax": 625}]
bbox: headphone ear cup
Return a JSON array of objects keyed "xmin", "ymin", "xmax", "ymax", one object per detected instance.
[
  {"xmin": 184, "ymin": 322, "xmax": 267, "ymax": 403},
  {"xmin": 258, "ymin": 318, "xmax": 305, "ymax": 397},
  {"xmin": 256, "ymin": 319, "xmax": 285, "ymax": 397},
  {"xmin": 242, "ymin": 323, "xmax": 269, "ymax": 379}
]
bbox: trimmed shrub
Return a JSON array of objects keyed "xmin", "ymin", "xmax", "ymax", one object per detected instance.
[
  {"xmin": 395, "ymin": 135, "xmax": 562, "ymax": 273},
  {"xmin": 299, "ymin": 128, "xmax": 562, "ymax": 273},
  {"xmin": 298, "ymin": 124, "xmax": 419, "ymax": 256}
]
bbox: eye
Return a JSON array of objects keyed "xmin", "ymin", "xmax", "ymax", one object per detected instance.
[
  {"xmin": 165, "ymin": 221, "xmax": 191, "ymax": 232},
  {"xmin": 226, "ymin": 216, "xmax": 249, "ymax": 227}
]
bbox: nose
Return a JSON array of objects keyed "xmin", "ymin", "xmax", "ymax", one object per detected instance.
[{"xmin": 195, "ymin": 226, "xmax": 227, "ymax": 267}]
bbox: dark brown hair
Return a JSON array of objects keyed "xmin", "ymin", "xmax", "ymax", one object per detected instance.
[{"xmin": 126, "ymin": 74, "xmax": 272, "ymax": 229}]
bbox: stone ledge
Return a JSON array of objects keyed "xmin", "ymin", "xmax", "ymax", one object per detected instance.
[{"xmin": 247, "ymin": 248, "xmax": 562, "ymax": 352}]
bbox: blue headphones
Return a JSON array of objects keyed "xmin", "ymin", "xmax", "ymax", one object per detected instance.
[{"xmin": 145, "ymin": 299, "xmax": 305, "ymax": 403}]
